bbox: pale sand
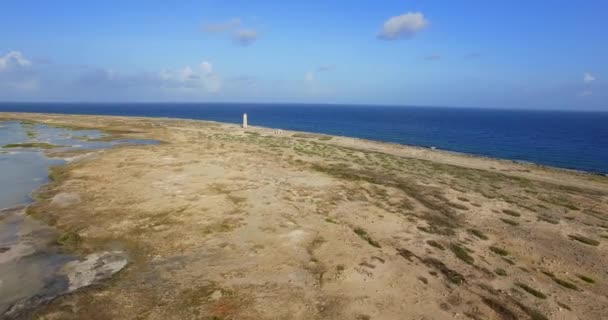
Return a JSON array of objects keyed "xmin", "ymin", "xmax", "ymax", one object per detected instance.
[{"xmin": 1, "ymin": 112, "xmax": 608, "ymax": 320}]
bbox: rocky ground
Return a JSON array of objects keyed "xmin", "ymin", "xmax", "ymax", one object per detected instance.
[{"xmin": 1, "ymin": 112, "xmax": 607, "ymax": 320}]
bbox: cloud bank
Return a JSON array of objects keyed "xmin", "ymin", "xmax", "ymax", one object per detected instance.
[
  {"xmin": 378, "ymin": 12, "xmax": 429, "ymax": 40},
  {"xmin": 77, "ymin": 61, "xmax": 222, "ymax": 94}
]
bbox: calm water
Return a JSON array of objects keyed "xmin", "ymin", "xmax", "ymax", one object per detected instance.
[
  {"xmin": 1, "ymin": 102, "xmax": 607, "ymax": 174},
  {"xmin": 0, "ymin": 121, "xmax": 157, "ymax": 315}
]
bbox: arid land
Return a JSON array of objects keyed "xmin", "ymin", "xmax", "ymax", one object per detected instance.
[{"xmin": 1, "ymin": 112, "xmax": 608, "ymax": 320}]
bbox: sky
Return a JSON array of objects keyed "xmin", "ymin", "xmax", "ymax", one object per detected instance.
[{"xmin": 0, "ymin": 0, "xmax": 606, "ymax": 110}]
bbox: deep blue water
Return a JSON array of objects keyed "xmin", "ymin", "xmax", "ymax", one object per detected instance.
[{"xmin": 1, "ymin": 103, "xmax": 607, "ymax": 174}]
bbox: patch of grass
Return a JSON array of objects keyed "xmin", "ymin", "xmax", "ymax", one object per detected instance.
[
  {"xmin": 56, "ymin": 231, "xmax": 82, "ymax": 247},
  {"xmin": 397, "ymin": 248, "xmax": 416, "ymax": 262},
  {"xmin": 426, "ymin": 240, "xmax": 444, "ymax": 250},
  {"xmin": 516, "ymin": 282, "xmax": 547, "ymax": 299},
  {"xmin": 514, "ymin": 301, "xmax": 548, "ymax": 320},
  {"xmin": 568, "ymin": 234, "xmax": 600, "ymax": 246},
  {"xmin": 489, "ymin": 246, "xmax": 509, "ymax": 256},
  {"xmin": 312, "ymin": 164, "xmax": 461, "ymax": 235},
  {"xmin": 325, "ymin": 217, "xmax": 337, "ymax": 224},
  {"xmin": 542, "ymin": 271, "xmax": 579, "ymax": 290},
  {"xmin": 292, "ymin": 133, "xmax": 317, "ymax": 138},
  {"xmin": 26, "ymin": 129, "xmax": 38, "ymax": 139},
  {"xmin": 553, "ymin": 278, "xmax": 578, "ymax": 290},
  {"xmin": 449, "ymin": 243, "xmax": 474, "ymax": 265},
  {"xmin": 576, "ymin": 274, "xmax": 595, "ymax": 284},
  {"xmin": 201, "ymin": 219, "xmax": 238, "ymax": 235},
  {"xmin": 3, "ymin": 142, "xmax": 59, "ymax": 149},
  {"xmin": 227, "ymin": 195, "xmax": 247, "ymax": 205},
  {"xmin": 494, "ymin": 268, "xmax": 507, "ymax": 276},
  {"xmin": 468, "ymin": 229, "xmax": 488, "ymax": 240},
  {"xmin": 502, "ymin": 257, "xmax": 516, "ymax": 265},
  {"xmin": 421, "ymin": 257, "xmax": 466, "ymax": 285},
  {"xmin": 537, "ymin": 215, "xmax": 559, "ymax": 224},
  {"xmin": 556, "ymin": 301, "xmax": 571, "ymax": 311},
  {"xmin": 481, "ymin": 297, "xmax": 518, "ymax": 320},
  {"xmin": 541, "ymin": 271, "xmax": 555, "ymax": 278},
  {"xmin": 502, "ymin": 209, "xmax": 521, "ymax": 217},
  {"xmin": 318, "ymin": 136, "xmax": 333, "ymax": 141},
  {"xmin": 449, "ymin": 202, "xmax": 469, "ymax": 210},
  {"xmin": 500, "ymin": 218, "xmax": 519, "ymax": 226},
  {"xmin": 353, "ymin": 227, "xmax": 381, "ymax": 248}
]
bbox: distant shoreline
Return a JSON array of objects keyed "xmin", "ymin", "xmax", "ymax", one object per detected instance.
[
  {"xmin": 1, "ymin": 109, "xmax": 607, "ymax": 177},
  {"xmin": 1, "ymin": 112, "xmax": 607, "ymax": 191}
]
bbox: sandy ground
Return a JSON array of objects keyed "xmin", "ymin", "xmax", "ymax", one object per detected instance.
[{"xmin": 1, "ymin": 112, "xmax": 608, "ymax": 320}]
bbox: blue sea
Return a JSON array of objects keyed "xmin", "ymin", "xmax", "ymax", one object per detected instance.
[{"xmin": 1, "ymin": 103, "xmax": 607, "ymax": 174}]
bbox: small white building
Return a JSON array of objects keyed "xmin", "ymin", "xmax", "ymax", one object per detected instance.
[{"xmin": 242, "ymin": 113, "xmax": 248, "ymax": 128}]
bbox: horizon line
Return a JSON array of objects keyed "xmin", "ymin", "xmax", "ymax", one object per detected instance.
[{"xmin": 0, "ymin": 101, "xmax": 606, "ymax": 113}]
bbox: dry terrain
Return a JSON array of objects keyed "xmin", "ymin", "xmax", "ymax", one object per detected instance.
[{"xmin": 1, "ymin": 112, "xmax": 608, "ymax": 320}]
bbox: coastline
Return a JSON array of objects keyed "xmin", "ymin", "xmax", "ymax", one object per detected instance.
[
  {"xmin": 2, "ymin": 111, "xmax": 606, "ymax": 191},
  {"xmin": 1, "ymin": 112, "xmax": 608, "ymax": 319},
  {"xmin": 1, "ymin": 106, "xmax": 606, "ymax": 175}
]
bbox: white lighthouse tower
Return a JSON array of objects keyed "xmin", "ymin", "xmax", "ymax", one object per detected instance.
[{"xmin": 242, "ymin": 113, "xmax": 248, "ymax": 128}]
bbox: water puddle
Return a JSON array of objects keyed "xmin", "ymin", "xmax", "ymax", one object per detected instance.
[{"xmin": 0, "ymin": 121, "xmax": 156, "ymax": 317}]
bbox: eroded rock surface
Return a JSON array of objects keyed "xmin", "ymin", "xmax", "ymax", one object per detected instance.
[{"xmin": 2, "ymin": 251, "xmax": 127, "ymax": 319}]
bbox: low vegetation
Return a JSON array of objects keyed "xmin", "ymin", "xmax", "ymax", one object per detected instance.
[
  {"xmin": 353, "ymin": 227, "xmax": 381, "ymax": 248},
  {"xmin": 489, "ymin": 246, "xmax": 509, "ymax": 256},
  {"xmin": 426, "ymin": 240, "xmax": 445, "ymax": 250},
  {"xmin": 542, "ymin": 271, "xmax": 579, "ymax": 290},
  {"xmin": 449, "ymin": 243, "xmax": 474, "ymax": 265},
  {"xmin": 3, "ymin": 142, "xmax": 60, "ymax": 149},
  {"xmin": 56, "ymin": 231, "xmax": 82, "ymax": 247},
  {"xmin": 494, "ymin": 268, "xmax": 507, "ymax": 276},
  {"xmin": 502, "ymin": 209, "xmax": 521, "ymax": 217},
  {"xmin": 568, "ymin": 234, "xmax": 600, "ymax": 246},
  {"xmin": 421, "ymin": 257, "xmax": 466, "ymax": 285},
  {"xmin": 516, "ymin": 282, "xmax": 547, "ymax": 299},
  {"xmin": 576, "ymin": 274, "xmax": 595, "ymax": 284},
  {"xmin": 500, "ymin": 218, "xmax": 519, "ymax": 226},
  {"xmin": 468, "ymin": 229, "xmax": 488, "ymax": 240}
]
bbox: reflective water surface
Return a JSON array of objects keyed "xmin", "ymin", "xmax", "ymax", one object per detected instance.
[{"xmin": 0, "ymin": 121, "xmax": 156, "ymax": 316}]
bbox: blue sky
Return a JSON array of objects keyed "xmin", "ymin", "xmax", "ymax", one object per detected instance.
[{"xmin": 0, "ymin": 0, "xmax": 606, "ymax": 109}]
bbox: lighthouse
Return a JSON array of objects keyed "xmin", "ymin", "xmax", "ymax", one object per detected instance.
[{"xmin": 242, "ymin": 113, "xmax": 248, "ymax": 128}]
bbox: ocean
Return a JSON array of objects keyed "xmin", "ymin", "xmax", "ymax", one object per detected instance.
[{"xmin": 1, "ymin": 102, "xmax": 607, "ymax": 174}]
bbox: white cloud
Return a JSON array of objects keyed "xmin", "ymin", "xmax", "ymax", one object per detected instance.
[
  {"xmin": 157, "ymin": 61, "xmax": 222, "ymax": 93},
  {"xmin": 203, "ymin": 18, "xmax": 259, "ymax": 46},
  {"xmin": 378, "ymin": 12, "xmax": 429, "ymax": 40},
  {"xmin": 583, "ymin": 72, "xmax": 595, "ymax": 83},
  {"xmin": 0, "ymin": 51, "xmax": 32, "ymax": 70},
  {"xmin": 0, "ymin": 51, "xmax": 38, "ymax": 91},
  {"xmin": 79, "ymin": 61, "xmax": 222, "ymax": 93}
]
